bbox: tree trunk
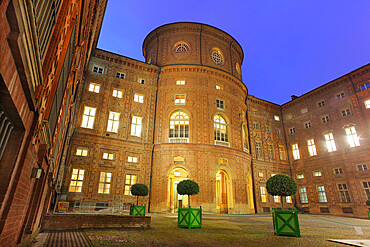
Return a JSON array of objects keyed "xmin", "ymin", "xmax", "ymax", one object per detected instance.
[
  {"xmin": 281, "ymin": 196, "xmax": 284, "ymax": 209},
  {"xmin": 188, "ymin": 195, "xmax": 191, "ymax": 208},
  {"xmin": 137, "ymin": 196, "xmax": 139, "ymax": 205}
]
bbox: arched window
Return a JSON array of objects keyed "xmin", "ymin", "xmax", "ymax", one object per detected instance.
[
  {"xmin": 211, "ymin": 49, "xmax": 223, "ymax": 65},
  {"xmin": 174, "ymin": 43, "xmax": 190, "ymax": 53},
  {"xmin": 214, "ymin": 114, "xmax": 229, "ymax": 146},
  {"xmin": 169, "ymin": 111, "xmax": 189, "ymax": 143}
]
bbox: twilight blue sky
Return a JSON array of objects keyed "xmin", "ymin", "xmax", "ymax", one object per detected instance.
[{"xmin": 97, "ymin": 0, "xmax": 370, "ymax": 105}]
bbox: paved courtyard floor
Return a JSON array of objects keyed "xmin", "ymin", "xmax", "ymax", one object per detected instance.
[{"xmin": 33, "ymin": 212, "xmax": 370, "ymax": 246}]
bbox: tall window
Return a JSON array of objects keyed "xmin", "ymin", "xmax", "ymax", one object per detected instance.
[
  {"xmin": 169, "ymin": 111, "xmax": 189, "ymax": 143},
  {"xmin": 286, "ymin": 196, "xmax": 292, "ymax": 203},
  {"xmin": 345, "ymin": 126, "xmax": 360, "ymax": 147},
  {"xmin": 341, "ymin": 108, "xmax": 351, "ymax": 116},
  {"xmin": 322, "ymin": 115, "xmax": 330, "ymax": 123},
  {"xmin": 260, "ymin": 186, "xmax": 267, "ymax": 202},
  {"xmin": 307, "ymin": 139, "xmax": 317, "ymax": 156},
  {"xmin": 317, "ymin": 186, "xmax": 327, "ymax": 203},
  {"xmin": 124, "ymin": 175, "xmax": 137, "ymax": 195},
  {"xmin": 214, "ymin": 115, "xmax": 228, "ymax": 144},
  {"xmin": 274, "ymin": 195, "xmax": 280, "ymax": 203},
  {"xmin": 268, "ymin": 144, "xmax": 274, "ymax": 159},
  {"xmin": 292, "ymin": 144, "xmax": 300, "ymax": 160},
  {"xmin": 98, "ymin": 172, "xmax": 112, "ymax": 194},
  {"xmin": 134, "ymin": 94, "xmax": 144, "ymax": 103},
  {"xmin": 131, "ymin": 116, "xmax": 142, "ymax": 137},
  {"xmin": 216, "ymin": 99, "xmax": 224, "ymax": 109},
  {"xmin": 362, "ymin": 181, "xmax": 370, "ymax": 199},
  {"xmin": 365, "ymin": 100, "xmax": 370, "ymax": 109},
  {"xmin": 279, "ymin": 146, "xmax": 285, "ymax": 160},
  {"xmin": 69, "ymin": 169, "xmax": 84, "ymax": 192},
  {"xmin": 88, "ymin": 83, "xmax": 100, "ymax": 93},
  {"xmin": 324, "ymin": 133, "xmax": 337, "ymax": 152},
  {"xmin": 93, "ymin": 66, "xmax": 103, "ymax": 74},
  {"xmin": 337, "ymin": 184, "xmax": 350, "ymax": 203},
  {"xmin": 81, "ymin": 106, "xmax": 96, "ymax": 129},
  {"xmin": 112, "ymin": 89, "xmax": 123, "ymax": 98},
  {"xmin": 256, "ymin": 142, "xmax": 262, "ymax": 157},
  {"xmin": 299, "ymin": 187, "xmax": 308, "ymax": 203},
  {"xmin": 107, "ymin": 111, "xmax": 120, "ymax": 133}
]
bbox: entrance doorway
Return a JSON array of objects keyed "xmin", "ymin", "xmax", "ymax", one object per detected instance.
[
  {"xmin": 168, "ymin": 168, "xmax": 189, "ymax": 212},
  {"xmin": 216, "ymin": 170, "xmax": 229, "ymax": 214}
]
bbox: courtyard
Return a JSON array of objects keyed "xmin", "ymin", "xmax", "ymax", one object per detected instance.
[{"xmin": 36, "ymin": 212, "xmax": 370, "ymax": 246}]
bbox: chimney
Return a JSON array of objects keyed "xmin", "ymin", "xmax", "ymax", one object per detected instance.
[{"xmin": 291, "ymin": 95, "xmax": 298, "ymax": 100}]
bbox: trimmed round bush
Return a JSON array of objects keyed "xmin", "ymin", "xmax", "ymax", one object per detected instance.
[
  {"xmin": 177, "ymin": 180, "xmax": 199, "ymax": 207},
  {"xmin": 131, "ymin": 183, "xmax": 149, "ymax": 205},
  {"xmin": 266, "ymin": 174, "xmax": 297, "ymax": 197}
]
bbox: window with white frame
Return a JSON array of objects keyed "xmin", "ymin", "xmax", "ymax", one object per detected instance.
[
  {"xmin": 317, "ymin": 186, "xmax": 327, "ymax": 203},
  {"xmin": 286, "ymin": 196, "xmax": 292, "ymax": 203},
  {"xmin": 216, "ymin": 84, "xmax": 223, "ymax": 90},
  {"xmin": 279, "ymin": 146, "xmax": 285, "ymax": 160},
  {"xmin": 318, "ymin": 100, "xmax": 325, "ymax": 107},
  {"xmin": 176, "ymin": 80, "xmax": 186, "ymax": 85},
  {"xmin": 214, "ymin": 115, "xmax": 228, "ymax": 144},
  {"xmin": 345, "ymin": 126, "xmax": 360, "ymax": 147},
  {"xmin": 81, "ymin": 106, "xmax": 96, "ymax": 129},
  {"xmin": 297, "ymin": 173, "xmax": 304, "ymax": 179},
  {"xmin": 342, "ymin": 108, "xmax": 351, "ymax": 116},
  {"xmin": 174, "ymin": 94, "xmax": 186, "ymax": 105},
  {"xmin": 134, "ymin": 94, "xmax": 144, "ymax": 103},
  {"xmin": 333, "ymin": 168, "xmax": 343, "ymax": 174},
  {"xmin": 322, "ymin": 115, "xmax": 330, "ymax": 123},
  {"xmin": 289, "ymin": 128, "xmax": 295, "ymax": 135},
  {"xmin": 169, "ymin": 111, "xmax": 189, "ymax": 143},
  {"xmin": 93, "ymin": 65, "xmax": 103, "ymax": 74},
  {"xmin": 130, "ymin": 116, "xmax": 142, "ymax": 137},
  {"xmin": 216, "ymin": 99, "xmax": 224, "ymax": 109},
  {"xmin": 256, "ymin": 142, "xmax": 262, "ymax": 158},
  {"xmin": 324, "ymin": 133, "xmax": 337, "ymax": 152},
  {"xmin": 358, "ymin": 164, "xmax": 368, "ymax": 171},
  {"xmin": 292, "ymin": 144, "xmax": 300, "ymax": 160},
  {"xmin": 337, "ymin": 183, "xmax": 350, "ymax": 203},
  {"xmin": 76, "ymin": 148, "xmax": 88, "ymax": 156},
  {"xmin": 274, "ymin": 196, "xmax": 280, "ymax": 203},
  {"xmin": 88, "ymin": 83, "xmax": 100, "ymax": 93},
  {"xmin": 268, "ymin": 144, "xmax": 274, "ymax": 159},
  {"xmin": 116, "ymin": 72, "xmax": 125, "ymax": 79},
  {"xmin": 336, "ymin": 92, "xmax": 345, "ymax": 99},
  {"xmin": 360, "ymin": 82, "xmax": 370, "ymax": 91},
  {"xmin": 174, "ymin": 43, "xmax": 190, "ymax": 53},
  {"xmin": 365, "ymin": 100, "xmax": 370, "ymax": 109},
  {"xmin": 107, "ymin": 111, "xmax": 120, "ymax": 133},
  {"xmin": 112, "ymin": 89, "xmax": 123, "ymax": 98},
  {"xmin": 98, "ymin": 172, "xmax": 111, "ymax": 194},
  {"xmin": 304, "ymin": 121, "xmax": 312, "ymax": 129},
  {"xmin": 260, "ymin": 186, "xmax": 267, "ymax": 202},
  {"xmin": 124, "ymin": 174, "xmax": 137, "ymax": 195},
  {"xmin": 69, "ymin": 169, "xmax": 84, "ymax": 192},
  {"xmin": 307, "ymin": 139, "xmax": 317, "ymax": 156},
  {"xmin": 300, "ymin": 187, "xmax": 308, "ymax": 203},
  {"xmin": 103, "ymin": 152, "xmax": 114, "ymax": 160},
  {"xmin": 362, "ymin": 181, "xmax": 370, "ymax": 199},
  {"xmin": 137, "ymin": 78, "xmax": 145, "ymax": 84},
  {"xmin": 127, "ymin": 156, "xmax": 138, "ymax": 163},
  {"xmin": 274, "ymin": 115, "xmax": 280, "ymax": 121},
  {"xmin": 313, "ymin": 171, "xmax": 322, "ymax": 177}
]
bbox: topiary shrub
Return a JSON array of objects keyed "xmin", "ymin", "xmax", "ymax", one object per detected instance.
[
  {"xmin": 177, "ymin": 180, "xmax": 199, "ymax": 207},
  {"xmin": 366, "ymin": 199, "xmax": 370, "ymax": 207},
  {"xmin": 266, "ymin": 174, "xmax": 297, "ymax": 209},
  {"xmin": 130, "ymin": 183, "xmax": 149, "ymax": 205}
]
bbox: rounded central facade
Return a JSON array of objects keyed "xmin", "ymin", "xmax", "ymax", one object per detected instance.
[{"xmin": 145, "ymin": 22, "xmax": 253, "ymax": 214}]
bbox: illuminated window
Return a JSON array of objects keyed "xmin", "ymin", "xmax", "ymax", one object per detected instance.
[
  {"xmin": 313, "ymin": 171, "xmax": 322, "ymax": 177},
  {"xmin": 322, "ymin": 115, "xmax": 330, "ymax": 123},
  {"xmin": 242, "ymin": 125, "xmax": 249, "ymax": 153},
  {"xmin": 112, "ymin": 89, "xmax": 123, "ymax": 98},
  {"xmin": 274, "ymin": 196, "xmax": 280, "ymax": 203},
  {"xmin": 124, "ymin": 175, "xmax": 137, "ymax": 195},
  {"xmin": 289, "ymin": 128, "xmax": 295, "ymax": 134},
  {"xmin": 345, "ymin": 126, "xmax": 360, "ymax": 147},
  {"xmin": 174, "ymin": 171, "xmax": 181, "ymax": 177},
  {"xmin": 98, "ymin": 172, "xmax": 111, "ymax": 194},
  {"xmin": 307, "ymin": 139, "xmax": 317, "ymax": 156},
  {"xmin": 103, "ymin": 152, "xmax": 114, "ymax": 160},
  {"xmin": 214, "ymin": 115, "xmax": 228, "ymax": 144},
  {"xmin": 260, "ymin": 186, "xmax": 267, "ymax": 202},
  {"xmin": 292, "ymin": 144, "xmax": 300, "ymax": 160},
  {"xmin": 93, "ymin": 66, "xmax": 103, "ymax": 74},
  {"xmin": 333, "ymin": 168, "xmax": 343, "ymax": 174},
  {"xmin": 342, "ymin": 108, "xmax": 351, "ymax": 116},
  {"xmin": 211, "ymin": 50, "xmax": 223, "ymax": 65},
  {"xmin": 81, "ymin": 106, "xmax": 96, "ymax": 129},
  {"xmin": 336, "ymin": 92, "xmax": 345, "ymax": 99},
  {"xmin": 116, "ymin": 72, "xmax": 125, "ymax": 79},
  {"xmin": 130, "ymin": 116, "xmax": 142, "ymax": 137},
  {"xmin": 279, "ymin": 146, "xmax": 285, "ymax": 160},
  {"xmin": 317, "ymin": 186, "xmax": 327, "ymax": 203},
  {"xmin": 107, "ymin": 111, "xmax": 120, "ymax": 133},
  {"xmin": 69, "ymin": 169, "xmax": 84, "ymax": 192},
  {"xmin": 216, "ymin": 84, "xmax": 223, "ymax": 90},
  {"xmin": 258, "ymin": 172, "xmax": 264, "ymax": 177},
  {"xmin": 297, "ymin": 174, "xmax": 304, "ymax": 179},
  {"xmin": 358, "ymin": 164, "xmax": 368, "ymax": 171},
  {"xmin": 256, "ymin": 142, "xmax": 262, "ymax": 157},
  {"xmin": 76, "ymin": 148, "xmax": 88, "ymax": 156},
  {"xmin": 174, "ymin": 94, "xmax": 186, "ymax": 105},
  {"xmin": 300, "ymin": 187, "xmax": 308, "ymax": 203},
  {"xmin": 304, "ymin": 121, "xmax": 312, "ymax": 129},
  {"xmin": 286, "ymin": 196, "xmax": 292, "ymax": 203},
  {"xmin": 174, "ymin": 43, "xmax": 190, "ymax": 53},
  {"xmin": 169, "ymin": 111, "xmax": 189, "ymax": 143},
  {"xmin": 137, "ymin": 78, "xmax": 145, "ymax": 84},
  {"xmin": 88, "ymin": 83, "xmax": 100, "ymax": 93},
  {"xmin": 268, "ymin": 144, "xmax": 274, "ymax": 159},
  {"xmin": 365, "ymin": 100, "xmax": 370, "ymax": 109},
  {"xmin": 362, "ymin": 181, "xmax": 370, "ymax": 199},
  {"xmin": 274, "ymin": 115, "xmax": 280, "ymax": 121},
  {"xmin": 360, "ymin": 82, "xmax": 370, "ymax": 91},
  {"xmin": 236, "ymin": 63, "xmax": 241, "ymax": 74},
  {"xmin": 176, "ymin": 80, "xmax": 186, "ymax": 85},
  {"xmin": 318, "ymin": 101, "xmax": 325, "ymax": 107},
  {"xmin": 324, "ymin": 133, "xmax": 337, "ymax": 152},
  {"xmin": 337, "ymin": 184, "xmax": 350, "ymax": 203},
  {"xmin": 127, "ymin": 156, "xmax": 138, "ymax": 163},
  {"xmin": 134, "ymin": 94, "xmax": 144, "ymax": 103},
  {"xmin": 216, "ymin": 99, "xmax": 224, "ymax": 109}
]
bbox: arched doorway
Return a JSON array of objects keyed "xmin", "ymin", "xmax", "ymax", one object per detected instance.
[
  {"xmin": 216, "ymin": 170, "xmax": 230, "ymax": 214},
  {"xmin": 168, "ymin": 167, "xmax": 189, "ymax": 212}
]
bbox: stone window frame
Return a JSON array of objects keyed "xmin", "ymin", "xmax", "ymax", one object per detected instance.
[
  {"xmin": 341, "ymin": 108, "xmax": 351, "ymax": 116},
  {"xmin": 317, "ymin": 100, "xmax": 325, "ymax": 107},
  {"xmin": 112, "ymin": 88, "xmax": 123, "ymax": 98},
  {"xmin": 137, "ymin": 78, "xmax": 145, "ymax": 84},
  {"xmin": 75, "ymin": 147, "xmax": 88, "ymax": 157},
  {"xmin": 211, "ymin": 48, "xmax": 224, "ymax": 65},
  {"xmin": 174, "ymin": 42, "xmax": 190, "ymax": 53},
  {"xmin": 321, "ymin": 114, "xmax": 330, "ymax": 123},
  {"xmin": 69, "ymin": 168, "xmax": 85, "ymax": 193},
  {"xmin": 98, "ymin": 171, "xmax": 112, "ymax": 194},
  {"xmin": 304, "ymin": 121, "xmax": 312, "ymax": 129},
  {"xmin": 174, "ymin": 94, "xmax": 186, "ymax": 105},
  {"xmin": 116, "ymin": 72, "xmax": 125, "ymax": 79},
  {"xmin": 92, "ymin": 65, "xmax": 104, "ymax": 74},
  {"xmin": 307, "ymin": 138, "xmax": 317, "ymax": 156},
  {"xmin": 336, "ymin": 92, "xmax": 345, "ymax": 99},
  {"xmin": 124, "ymin": 174, "xmax": 137, "ymax": 195},
  {"xmin": 88, "ymin": 83, "xmax": 101, "ymax": 93},
  {"xmin": 216, "ymin": 99, "xmax": 225, "ymax": 110},
  {"xmin": 333, "ymin": 167, "xmax": 343, "ymax": 174}
]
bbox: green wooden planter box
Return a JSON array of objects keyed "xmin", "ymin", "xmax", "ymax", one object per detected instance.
[
  {"xmin": 130, "ymin": 204, "xmax": 146, "ymax": 216},
  {"xmin": 367, "ymin": 210, "xmax": 370, "ymax": 220},
  {"xmin": 272, "ymin": 208, "xmax": 300, "ymax": 237},
  {"xmin": 178, "ymin": 206, "xmax": 202, "ymax": 229}
]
